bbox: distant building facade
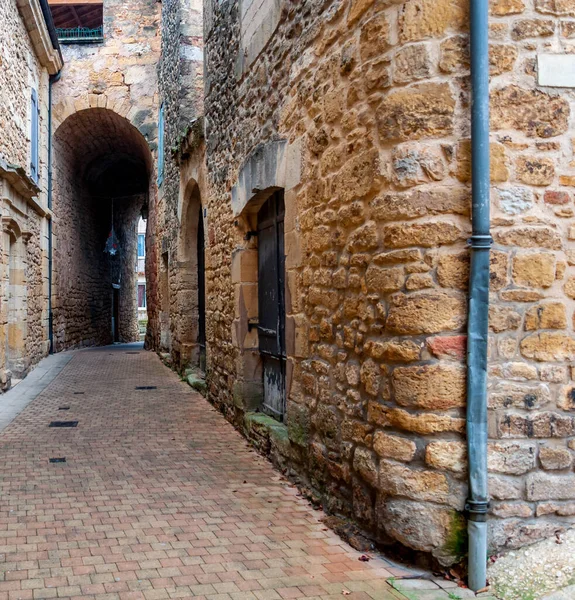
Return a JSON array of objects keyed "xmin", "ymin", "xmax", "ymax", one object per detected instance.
[{"xmin": 49, "ymin": 0, "xmax": 160, "ymax": 350}]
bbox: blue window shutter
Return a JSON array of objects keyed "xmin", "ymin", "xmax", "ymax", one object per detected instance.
[
  {"xmin": 138, "ymin": 234, "xmax": 145, "ymax": 257},
  {"xmin": 30, "ymin": 88, "xmax": 39, "ymax": 183},
  {"xmin": 157, "ymin": 104, "xmax": 164, "ymax": 185}
]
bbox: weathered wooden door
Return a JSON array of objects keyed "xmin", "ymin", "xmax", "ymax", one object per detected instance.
[
  {"xmin": 257, "ymin": 191, "xmax": 286, "ymax": 419},
  {"xmin": 197, "ymin": 208, "xmax": 206, "ymax": 371}
]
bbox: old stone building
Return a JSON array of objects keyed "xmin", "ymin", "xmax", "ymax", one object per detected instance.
[
  {"xmin": 49, "ymin": 0, "xmax": 161, "ymax": 350},
  {"xmin": 0, "ymin": 0, "xmax": 63, "ymax": 389},
  {"xmin": 147, "ymin": 0, "xmax": 204, "ymax": 366},
  {"xmin": 6, "ymin": 0, "xmax": 575, "ymax": 586},
  {"xmin": 152, "ymin": 0, "xmax": 575, "ymax": 575}
]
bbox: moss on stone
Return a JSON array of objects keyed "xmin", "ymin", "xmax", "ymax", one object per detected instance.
[
  {"xmin": 287, "ymin": 403, "xmax": 310, "ymax": 447},
  {"xmin": 288, "ymin": 420, "xmax": 308, "ymax": 446},
  {"xmin": 442, "ymin": 510, "xmax": 468, "ymax": 560},
  {"xmin": 245, "ymin": 411, "xmax": 287, "ymax": 437},
  {"xmin": 187, "ymin": 373, "xmax": 207, "ymax": 395},
  {"xmin": 245, "ymin": 412, "xmax": 283, "ymax": 431}
]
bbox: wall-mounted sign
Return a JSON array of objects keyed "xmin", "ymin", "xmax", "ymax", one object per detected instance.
[{"xmin": 538, "ymin": 54, "xmax": 575, "ymax": 88}]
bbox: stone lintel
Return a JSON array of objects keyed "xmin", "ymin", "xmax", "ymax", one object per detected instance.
[{"xmin": 231, "ymin": 138, "xmax": 302, "ymax": 217}]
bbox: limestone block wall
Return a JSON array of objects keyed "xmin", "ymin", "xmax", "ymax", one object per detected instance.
[
  {"xmin": 51, "ymin": 136, "xmax": 113, "ymax": 350},
  {"xmin": 52, "ymin": 108, "xmax": 152, "ymax": 350},
  {"xmin": 0, "ymin": 0, "xmax": 60, "ymax": 389},
  {"xmin": 485, "ymin": 0, "xmax": 575, "ymax": 552},
  {"xmin": 50, "ymin": 0, "xmax": 160, "ymax": 352},
  {"xmin": 0, "ymin": 189, "xmax": 47, "ymax": 387},
  {"xmin": 0, "ymin": 0, "xmax": 48, "ymax": 175},
  {"xmin": 197, "ymin": 0, "xmax": 575, "ymax": 565},
  {"xmin": 201, "ymin": 0, "xmax": 474, "ymax": 566},
  {"xmin": 116, "ymin": 197, "xmax": 145, "ymax": 343}
]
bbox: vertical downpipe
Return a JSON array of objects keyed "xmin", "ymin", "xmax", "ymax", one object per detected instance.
[{"xmin": 467, "ymin": 0, "xmax": 491, "ymax": 591}]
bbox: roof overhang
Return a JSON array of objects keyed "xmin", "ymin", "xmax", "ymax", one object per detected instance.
[{"xmin": 16, "ymin": 0, "xmax": 64, "ymax": 75}]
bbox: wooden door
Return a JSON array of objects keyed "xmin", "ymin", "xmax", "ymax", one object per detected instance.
[{"xmin": 257, "ymin": 191, "xmax": 286, "ymax": 420}]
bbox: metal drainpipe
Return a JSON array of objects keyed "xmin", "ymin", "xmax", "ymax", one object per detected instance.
[
  {"xmin": 48, "ymin": 71, "xmax": 62, "ymax": 353},
  {"xmin": 466, "ymin": 0, "xmax": 492, "ymax": 592}
]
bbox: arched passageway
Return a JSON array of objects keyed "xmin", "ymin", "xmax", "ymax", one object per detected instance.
[{"xmin": 52, "ymin": 108, "xmax": 152, "ymax": 351}]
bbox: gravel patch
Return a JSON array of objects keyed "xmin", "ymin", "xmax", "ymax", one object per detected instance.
[{"xmin": 488, "ymin": 529, "xmax": 575, "ymax": 600}]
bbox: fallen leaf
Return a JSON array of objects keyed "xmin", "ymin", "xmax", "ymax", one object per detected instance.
[{"xmin": 358, "ymin": 555, "xmax": 370, "ymax": 562}]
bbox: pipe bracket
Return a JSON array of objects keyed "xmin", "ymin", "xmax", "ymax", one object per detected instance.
[
  {"xmin": 467, "ymin": 234, "xmax": 493, "ymax": 249},
  {"xmin": 465, "ymin": 500, "xmax": 490, "ymax": 521}
]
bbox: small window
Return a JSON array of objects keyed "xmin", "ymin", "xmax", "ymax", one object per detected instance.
[
  {"xmin": 30, "ymin": 88, "xmax": 39, "ymax": 183},
  {"xmin": 157, "ymin": 104, "xmax": 165, "ymax": 185},
  {"xmin": 137, "ymin": 234, "xmax": 145, "ymax": 258},
  {"xmin": 138, "ymin": 284, "xmax": 147, "ymax": 309}
]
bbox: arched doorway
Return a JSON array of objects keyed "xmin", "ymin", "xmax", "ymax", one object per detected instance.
[
  {"xmin": 175, "ymin": 181, "xmax": 206, "ymax": 370},
  {"xmin": 52, "ymin": 108, "xmax": 152, "ymax": 351}
]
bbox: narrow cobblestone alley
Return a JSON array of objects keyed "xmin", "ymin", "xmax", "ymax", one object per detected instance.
[{"xmin": 0, "ymin": 347, "xmax": 413, "ymax": 600}]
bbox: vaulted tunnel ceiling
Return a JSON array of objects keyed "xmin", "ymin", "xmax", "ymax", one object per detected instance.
[{"xmin": 54, "ymin": 108, "xmax": 151, "ymax": 196}]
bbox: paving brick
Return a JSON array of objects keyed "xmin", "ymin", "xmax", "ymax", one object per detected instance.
[{"xmin": 0, "ymin": 347, "xmax": 405, "ymax": 600}]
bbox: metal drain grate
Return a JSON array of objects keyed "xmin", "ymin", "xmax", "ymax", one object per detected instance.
[
  {"xmin": 49, "ymin": 421, "xmax": 78, "ymax": 428},
  {"xmin": 58, "ymin": 406, "xmax": 70, "ymax": 410},
  {"xmin": 49, "ymin": 457, "xmax": 66, "ymax": 463},
  {"xmin": 135, "ymin": 386, "xmax": 157, "ymax": 390}
]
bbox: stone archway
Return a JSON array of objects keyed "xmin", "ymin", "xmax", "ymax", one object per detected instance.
[
  {"xmin": 52, "ymin": 108, "xmax": 154, "ymax": 351},
  {"xmin": 173, "ymin": 179, "xmax": 205, "ymax": 370}
]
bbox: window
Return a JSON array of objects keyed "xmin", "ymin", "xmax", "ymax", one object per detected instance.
[
  {"xmin": 138, "ymin": 234, "xmax": 145, "ymax": 258},
  {"xmin": 138, "ymin": 284, "xmax": 146, "ymax": 309},
  {"xmin": 157, "ymin": 103, "xmax": 165, "ymax": 185},
  {"xmin": 30, "ymin": 88, "xmax": 39, "ymax": 183}
]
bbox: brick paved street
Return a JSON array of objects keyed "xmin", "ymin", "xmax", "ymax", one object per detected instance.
[{"xmin": 0, "ymin": 346, "xmax": 411, "ymax": 600}]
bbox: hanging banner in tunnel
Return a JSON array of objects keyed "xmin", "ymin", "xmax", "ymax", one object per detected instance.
[{"xmin": 104, "ymin": 228, "xmax": 119, "ymax": 256}]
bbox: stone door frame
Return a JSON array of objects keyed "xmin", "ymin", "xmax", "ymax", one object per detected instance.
[{"xmin": 230, "ymin": 139, "xmax": 303, "ymax": 416}]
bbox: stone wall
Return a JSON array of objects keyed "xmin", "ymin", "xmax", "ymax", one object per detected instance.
[
  {"xmin": 0, "ymin": 0, "xmax": 61, "ymax": 389},
  {"xmin": 199, "ymin": 0, "xmax": 471, "ymax": 566},
  {"xmin": 0, "ymin": 171, "xmax": 50, "ymax": 386},
  {"xmin": 117, "ymin": 197, "xmax": 145, "ymax": 343},
  {"xmin": 150, "ymin": 0, "xmax": 204, "ymax": 368},
  {"xmin": 51, "ymin": 0, "xmax": 160, "ymax": 352},
  {"xmin": 52, "ymin": 0, "xmax": 160, "ymax": 136},
  {"xmin": 52, "ymin": 108, "xmax": 151, "ymax": 350},
  {"xmin": 485, "ymin": 0, "xmax": 575, "ymax": 552},
  {"xmin": 0, "ymin": 0, "xmax": 47, "ymax": 171},
  {"xmin": 51, "ymin": 130, "xmax": 112, "ymax": 350},
  {"xmin": 192, "ymin": 0, "xmax": 575, "ymax": 567}
]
